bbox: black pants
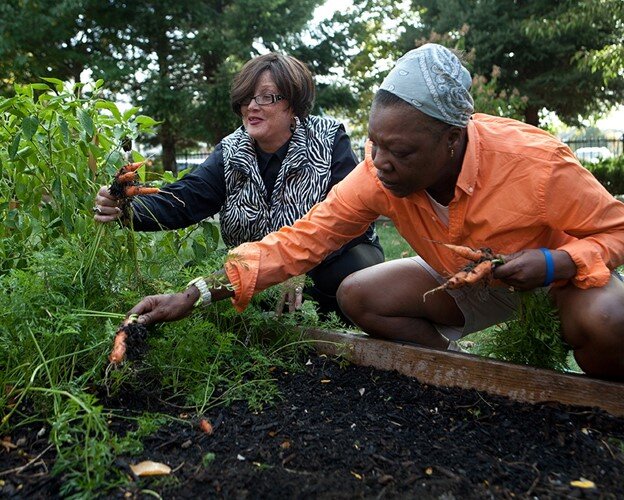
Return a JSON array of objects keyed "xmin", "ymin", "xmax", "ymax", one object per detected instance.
[{"xmin": 305, "ymin": 242, "xmax": 385, "ymax": 325}]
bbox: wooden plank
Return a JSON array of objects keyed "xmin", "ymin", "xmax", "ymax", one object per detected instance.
[{"xmin": 305, "ymin": 328, "xmax": 624, "ymax": 417}]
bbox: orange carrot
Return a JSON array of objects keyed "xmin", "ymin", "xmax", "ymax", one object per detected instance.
[
  {"xmin": 125, "ymin": 161, "xmax": 145, "ymax": 172},
  {"xmin": 108, "ymin": 329, "xmax": 128, "ymax": 365},
  {"xmin": 116, "ymin": 171, "xmax": 137, "ymax": 183},
  {"xmin": 108, "ymin": 314, "xmax": 139, "ymax": 365},
  {"xmin": 199, "ymin": 418, "xmax": 214, "ymax": 435},
  {"xmin": 423, "ymin": 272, "xmax": 468, "ymax": 300},
  {"xmin": 442, "ymin": 243, "xmax": 487, "ymax": 262},
  {"xmin": 444, "ymin": 270, "xmax": 470, "ymax": 289},
  {"xmin": 423, "ymin": 260, "xmax": 495, "ymax": 301},
  {"xmin": 124, "ymin": 186, "xmax": 160, "ymax": 197},
  {"xmin": 463, "ymin": 260, "xmax": 494, "ymax": 284}
]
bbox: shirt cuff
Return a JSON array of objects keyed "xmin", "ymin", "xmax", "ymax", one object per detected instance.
[
  {"xmin": 558, "ymin": 241, "xmax": 611, "ymax": 289},
  {"xmin": 224, "ymin": 243, "xmax": 261, "ymax": 312}
]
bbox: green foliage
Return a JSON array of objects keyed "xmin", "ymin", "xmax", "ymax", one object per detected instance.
[
  {"xmin": 522, "ymin": 1, "xmax": 624, "ymax": 84},
  {"xmin": 474, "ymin": 291, "xmax": 571, "ymax": 371},
  {"xmin": 0, "ymin": 80, "xmax": 156, "ymax": 273},
  {"xmin": 470, "ymin": 65, "xmax": 527, "ymax": 120},
  {"xmin": 323, "ymin": 0, "xmax": 420, "ymax": 139},
  {"xmin": 404, "ymin": 0, "xmax": 624, "ymax": 126},
  {"xmin": 584, "ymin": 156, "xmax": 624, "ymax": 196},
  {"xmin": 0, "ymin": 0, "xmax": 340, "ymax": 170},
  {"xmin": 144, "ymin": 281, "xmax": 318, "ymax": 412},
  {"xmin": 0, "ymin": 79, "xmax": 321, "ymax": 496}
]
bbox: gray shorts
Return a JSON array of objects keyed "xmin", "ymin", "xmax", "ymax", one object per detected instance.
[{"xmin": 411, "ymin": 256, "xmax": 520, "ymax": 341}]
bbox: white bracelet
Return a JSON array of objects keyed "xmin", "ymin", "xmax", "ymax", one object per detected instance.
[{"xmin": 187, "ymin": 277, "xmax": 212, "ymax": 308}]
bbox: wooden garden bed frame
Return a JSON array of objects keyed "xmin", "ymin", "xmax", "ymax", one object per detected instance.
[{"xmin": 305, "ymin": 329, "xmax": 624, "ymax": 417}]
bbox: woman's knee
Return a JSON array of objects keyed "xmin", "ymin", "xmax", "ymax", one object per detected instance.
[
  {"xmin": 560, "ymin": 293, "xmax": 624, "ymax": 355},
  {"xmin": 336, "ymin": 272, "xmax": 369, "ymax": 318}
]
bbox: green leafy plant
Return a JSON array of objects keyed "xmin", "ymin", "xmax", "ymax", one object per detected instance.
[
  {"xmin": 474, "ymin": 290, "xmax": 571, "ymax": 371},
  {"xmin": 0, "ymin": 78, "xmax": 325, "ymax": 497}
]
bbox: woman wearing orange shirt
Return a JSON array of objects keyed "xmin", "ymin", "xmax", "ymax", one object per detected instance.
[{"xmin": 128, "ymin": 44, "xmax": 624, "ymax": 381}]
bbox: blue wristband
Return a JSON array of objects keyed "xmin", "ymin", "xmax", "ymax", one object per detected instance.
[{"xmin": 539, "ymin": 247, "xmax": 555, "ymax": 287}]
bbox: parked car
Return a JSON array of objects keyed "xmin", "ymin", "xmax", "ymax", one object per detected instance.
[{"xmin": 575, "ymin": 146, "xmax": 613, "ymax": 164}]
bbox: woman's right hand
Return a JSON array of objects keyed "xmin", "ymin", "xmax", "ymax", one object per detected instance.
[{"xmin": 93, "ymin": 185, "xmax": 123, "ymax": 223}]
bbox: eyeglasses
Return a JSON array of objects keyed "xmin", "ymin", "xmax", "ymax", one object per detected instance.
[{"xmin": 241, "ymin": 94, "xmax": 285, "ymax": 106}]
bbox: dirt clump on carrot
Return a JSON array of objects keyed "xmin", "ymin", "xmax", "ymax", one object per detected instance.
[
  {"xmin": 423, "ymin": 243, "xmax": 504, "ymax": 300},
  {"xmin": 108, "ymin": 314, "xmax": 149, "ymax": 365}
]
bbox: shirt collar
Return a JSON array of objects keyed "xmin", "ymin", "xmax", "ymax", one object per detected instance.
[
  {"xmin": 455, "ymin": 118, "xmax": 479, "ymax": 196},
  {"xmin": 256, "ymin": 139, "xmax": 290, "ymax": 164}
]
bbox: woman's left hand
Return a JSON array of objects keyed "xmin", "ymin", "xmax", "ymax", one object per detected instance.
[
  {"xmin": 274, "ymin": 276, "xmax": 306, "ymax": 315},
  {"xmin": 129, "ymin": 291, "xmax": 197, "ymax": 326},
  {"xmin": 493, "ymin": 249, "xmax": 576, "ymax": 290}
]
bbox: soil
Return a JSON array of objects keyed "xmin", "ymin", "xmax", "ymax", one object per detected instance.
[{"xmin": 1, "ymin": 355, "xmax": 623, "ymax": 499}]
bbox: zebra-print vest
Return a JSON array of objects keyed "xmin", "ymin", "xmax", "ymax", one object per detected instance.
[{"xmin": 219, "ymin": 115, "xmax": 341, "ymax": 247}]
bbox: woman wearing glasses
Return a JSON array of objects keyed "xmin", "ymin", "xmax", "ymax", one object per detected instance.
[{"xmin": 94, "ymin": 52, "xmax": 383, "ymax": 319}]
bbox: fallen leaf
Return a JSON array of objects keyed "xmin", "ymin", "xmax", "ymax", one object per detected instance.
[
  {"xmin": 570, "ymin": 479, "xmax": 596, "ymax": 489},
  {"xmin": 320, "ymin": 379, "xmax": 331, "ymax": 384},
  {"xmin": 425, "ymin": 467, "xmax": 433, "ymax": 476},
  {"xmin": 1, "ymin": 438, "xmax": 17, "ymax": 452},
  {"xmin": 130, "ymin": 460, "xmax": 171, "ymax": 477},
  {"xmin": 280, "ymin": 440, "xmax": 291, "ymax": 449},
  {"xmin": 237, "ymin": 454, "xmax": 246, "ymax": 461},
  {"xmin": 358, "ymin": 388, "xmax": 365, "ymax": 396},
  {"xmin": 351, "ymin": 471, "xmax": 362, "ymax": 480}
]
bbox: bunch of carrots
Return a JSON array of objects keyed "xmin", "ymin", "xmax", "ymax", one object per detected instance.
[
  {"xmin": 109, "ymin": 161, "xmax": 160, "ymax": 200},
  {"xmin": 423, "ymin": 243, "xmax": 504, "ymax": 300}
]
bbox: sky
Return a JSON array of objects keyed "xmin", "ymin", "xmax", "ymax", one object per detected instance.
[{"xmin": 597, "ymin": 106, "xmax": 624, "ymax": 132}]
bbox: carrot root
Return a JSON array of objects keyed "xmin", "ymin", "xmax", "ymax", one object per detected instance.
[
  {"xmin": 108, "ymin": 314, "xmax": 139, "ymax": 365},
  {"xmin": 116, "ymin": 171, "xmax": 137, "ymax": 183},
  {"xmin": 124, "ymin": 186, "xmax": 160, "ymax": 197},
  {"xmin": 108, "ymin": 330, "xmax": 128, "ymax": 365},
  {"xmin": 442, "ymin": 243, "xmax": 489, "ymax": 262},
  {"xmin": 125, "ymin": 161, "xmax": 145, "ymax": 172},
  {"xmin": 463, "ymin": 260, "xmax": 494, "ymax": 285}
]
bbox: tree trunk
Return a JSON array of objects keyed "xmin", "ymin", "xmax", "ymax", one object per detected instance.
[
  {"xmin": 524, "ymin": 105, "xmax": 540, "ymax": 127},
  {"xmin": 160, "ymin": 121, "xmax": 178, "ymax": 175}
]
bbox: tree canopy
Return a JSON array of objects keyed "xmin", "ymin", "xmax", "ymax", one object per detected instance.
[
  {"xmin": 400, "ymin": 0, "xmax": 624, "ymax": 126},
  {"xmin": 1, "ymin": 0, "xmax": 354, "ymax": 170},
  {"xmin": 1, "ymin": 0, "xmax": 623, "ymax": 160}
]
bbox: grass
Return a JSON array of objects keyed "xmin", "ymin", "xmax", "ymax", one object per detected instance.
[{"xmin": 376, "ymin": 218, "xmax": 417, "ymax": 261}]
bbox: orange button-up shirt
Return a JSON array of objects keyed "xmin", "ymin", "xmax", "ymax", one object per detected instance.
[{"xmin": 225, "ymin": 114, "xmax": 624, "ymax": 311}]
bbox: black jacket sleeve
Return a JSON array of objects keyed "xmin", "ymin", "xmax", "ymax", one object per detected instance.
[
  {"xmin": 130, "ymin": 144, "xmax": 227, "ymax": 231},
  {"xmin": 326, "ymin": 126, "xmax": 360, "ymax": 192}
]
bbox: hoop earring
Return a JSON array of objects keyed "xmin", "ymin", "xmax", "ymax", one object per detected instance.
[{"xmin": 290, "ymin": 116, "xmax": 300, "ymax": 133}]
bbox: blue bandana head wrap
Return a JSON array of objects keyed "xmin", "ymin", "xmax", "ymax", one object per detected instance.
[{"xmin": 379, "ymin": 43, "xmax": 474, "ymax": 127}]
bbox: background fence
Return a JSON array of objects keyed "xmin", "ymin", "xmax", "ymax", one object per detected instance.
[{"xmin": 172, "ymin": 136, "xmax": 624, "ymax": 168}]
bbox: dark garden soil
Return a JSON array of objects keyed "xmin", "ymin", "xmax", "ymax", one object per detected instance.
[{"xmin": 2, "ymin": 354, "xmax": 624, "ymax": 499}]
